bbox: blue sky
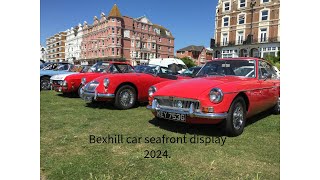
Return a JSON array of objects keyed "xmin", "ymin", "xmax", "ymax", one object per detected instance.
[{"xmin": 41, "ymin": 0, "xmax": 217, "ymax": 51}]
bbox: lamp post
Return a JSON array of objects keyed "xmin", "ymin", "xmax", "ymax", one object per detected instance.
[{"xmin": 249, "ymin": 0, "xmax": 256, "ymax": 44}]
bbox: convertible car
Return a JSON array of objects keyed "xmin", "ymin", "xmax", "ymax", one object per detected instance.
[
  {"xmin": 51, "ymin": 61, "xmax": 134, "ymax": 96},
  {"xmin": 80, "ymin": 65, "xmax": 190, "ymax": 109},
  {"xmin": 147, "ymin": 58, "xmax": 280, "ymax": 136}
]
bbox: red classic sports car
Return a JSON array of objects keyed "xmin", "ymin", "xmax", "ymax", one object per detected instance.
[
  {"xmin": 80, "ymin": 65, "xmax": 190, "ymax": 109},
  {"xmin": 147, "ymin": 58, "xmax": 280, "ymax": 136},
  {"xmin": 51, "ymin": 61, "xmax": 134, "ymax": 96}
]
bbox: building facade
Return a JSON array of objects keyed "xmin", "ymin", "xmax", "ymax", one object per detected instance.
[
  {"xmin": 211, "ymin": 0, "xmax": 280, "ymax": 58},
  {"xmin": 66, "ymin": 24, "xmax": 83, "ymax": 64},
  {"xmin": 176, "ymin": 45, "xmax": 213, "ymax": 65},
  {"xmin": 46, "ymin": 32, "xmax": 67, "ymax": 62},
  {"xmin": 79, "ymin": 4, "xmax": 175, "ymax": 65}
]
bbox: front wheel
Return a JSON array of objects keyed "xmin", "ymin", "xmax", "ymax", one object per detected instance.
[
  {"xmin": 114, "ymin": 85, "xmax": 137, "ymax": 110},
  {"xmin": 40, "ymin": 77, "xmax": 51, "ymax": 90},
  {"xmin": 225, "ymin": 96, "xmax": 247, "ymax": 137}
]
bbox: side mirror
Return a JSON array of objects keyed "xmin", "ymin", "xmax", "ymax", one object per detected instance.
[{"xmin": 263, "ymin": 73, "xmax": 272, "ymax": 81}]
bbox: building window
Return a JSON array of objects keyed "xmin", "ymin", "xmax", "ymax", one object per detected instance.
[
  {"xmin": 112, "ymin": 38, "xmax": 115, "ymax": 44},
  {"xmin": 112, "ymin": 27, "xmax": 115, "ymax": 33},
  {"xmin": 158, "ymin": 45, "xmax": 161, "ymax": 50},
  {"xmin": 237, "ymin": 31, "xmax": 244, "ymax": 44},
  {"xmin": 238, "ymin": 14, "xmax": 245, "ymax": 24},
  {"xmin": 168, "ymin": 47, "xmax": 171, "ymax": 52},
  {"xmin": 102, "ymin": 40, "xmax": 104, "ymax": 45},
  {"xmin": 262, "ymin": 0, "xmax": 270, "ymax": 3},
  {"xmin": 159, "ymin": 37, "xmax": 161, "ymax": 42},
  {"xmin": 102, "ymin": 50, "xmax": 104, "ymax": 56},
  {"xmin": 169, "ymin": 39, "xmax": 171, "ymax": 43},
  {"xmin": 131, "ymin": 40, "xmax": 134, "ymax": 47},
  {"xmin": 261, "ymin": 10, "xmax": 269, "ymax": 21},
  {"xmin": 239, "ymin": 0, "xmax": 246, "ymax": 8},
  {"xmin": 152, "ymin": 44, "xmax": 155, "ymax": 49},
  {"xmin": 112, "ymin": 48, "xmax": 114, "ymax": 55},
  {"xmin": 222, "ymin": 33, "xmax": 228, "ymax": 46},
  {"xmin": 117, "ymin": 49, "xmax": 119, "ymax": 55},
  {"xmin": 224, "ymin": 2, "xmax": 230, "ymax": 11},
  {"xmin": 260, "ymin": 28, "xmax": 267, "ymax": 42},
  {"xmin": 223, "ymin": 17, "xmax": 229, "ymax": 27}
]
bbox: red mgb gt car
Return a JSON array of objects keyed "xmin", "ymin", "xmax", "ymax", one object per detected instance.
[
  {"xmin": 51, "ymin": 61, "xmax": 134, "ymax": 96},
  {"xmin": 147, "ymin": 58, "xmax": 280, "ymax": 136},
  {"xmin": 80, "ymin": 65, "xmax": 189, "ymax": 109}
]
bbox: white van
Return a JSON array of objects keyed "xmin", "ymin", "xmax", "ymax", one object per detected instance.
[{"xmin": 148, "ymin": 58, "xmax": 188, "ymax": 73}]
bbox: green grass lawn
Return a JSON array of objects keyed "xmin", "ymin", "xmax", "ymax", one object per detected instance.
[{"xmin": 41, "ymin": 91, "xmax": 280, "ymax": 180}]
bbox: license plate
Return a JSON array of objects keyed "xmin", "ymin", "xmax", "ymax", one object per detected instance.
[{"xmin": 156, "ymin": 111, "xmax": 186, "ymax": 122}]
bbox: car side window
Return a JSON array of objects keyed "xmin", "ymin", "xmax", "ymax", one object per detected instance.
[{"xmin": 258, "ymin": 61, "xmax": 277, "ymax": 79}]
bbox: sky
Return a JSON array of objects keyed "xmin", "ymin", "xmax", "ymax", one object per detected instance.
[{"xmin": 40, "ymin": 0, "xmax": 217, "ymax": 51}]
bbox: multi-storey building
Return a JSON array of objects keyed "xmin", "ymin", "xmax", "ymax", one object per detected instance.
[
  {"xmin": 176, "ymin": 45, "xmax": 213, "ymax": 65},
  {"xmin": 66, "ymin": 24, "xmax": 83, "ymax": 64},
  {"xmin": 46, "ymin": 32, "xmax": 67, "ymax": 62},
  {"xmin": 211, "ymin": 0, "xmax": 280, "ymax": 58},
  {"xmin": 79, "ymin": 4, "xmax": 175, "ymax": 65}
]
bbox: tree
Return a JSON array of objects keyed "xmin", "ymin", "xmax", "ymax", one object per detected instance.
[
  {"xmin": 265, "ymin": 51, "xmax": 280, "ymax": 70},
  {"xmin": 177, "ymin": 57, "xmax": 196, "ymax": 68}
]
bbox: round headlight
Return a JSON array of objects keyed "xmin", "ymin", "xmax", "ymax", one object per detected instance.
[
  {"xmin": 81, "ymin": 78, "xmax": 86, "ymax": 84},
  {"xmin": 148, "ymin": 86, "xmax": 157, "ymax": 97},
  {"xmin": 103, "ymin": 78, "xmax": 110, "ymax": 87},
  {"xmin": 209, "ymin": 88, "xmax": 223, "ymax": 103}
]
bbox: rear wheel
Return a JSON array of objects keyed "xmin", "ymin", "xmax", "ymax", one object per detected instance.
[
  {"xmin": 77, "ymin": 84, "xmax": 83, "ymax": 97},
  {"xmin": 114, "ymin": 85, "xmax": 137, "ymax": 110},
  {"xmin": 225, "ymin": 96, "xmax": 247, "ymax": 137},
  {"xmin": 40, "ymin": 77, "xmax": 51, "ymax": 90},
  {"xmin": 272, "ymin": 97, "xmax": 280, "ymax": 114}
]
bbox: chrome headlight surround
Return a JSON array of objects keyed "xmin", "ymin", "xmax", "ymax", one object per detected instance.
[
  {"xmin": 148, "ymin": 86, "xmax": 157, "ymax": 97},
  {"xmin": 81, "ymin": 77, "xmax": 86, "ymax": 84},
  {"xmin": 103, "ymin": 78, "xmax": 110, "ymax": 88},
  {"xmin": 209, "ymin": 88, "xmax": 224, "ymax": 103},
  {"xmin": 62, "ymin": 80, "xmax": 67, "ymax": 87}
]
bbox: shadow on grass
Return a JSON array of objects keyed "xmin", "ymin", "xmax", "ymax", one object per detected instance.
[
  {"xmin": 84, "ymin": 101, "xmax": 148, "ymax": 110},
  {"xmin": 148, "ymin": 110, "xmax": 274, "ymax": 137},
  {"xmin": 57, "ymin": 93, "xmax": 79, "ymax": 98}
]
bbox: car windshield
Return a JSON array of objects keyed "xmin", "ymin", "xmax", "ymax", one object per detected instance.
[
  {"xmin": 180, "ymin": 67, "xmax": 201, "ymax": 77},
  {"xmin": 88, "ymin": 62, "xmax": 110, "ymax": 72},
  {"xmin": 54, "ymin": 64, "xmax": 71, "ymax": 71},
  {"xmin": 143, "ymin": 65, "xmax": 173, "ymax": 75},
  {"xmin": 80, "ymin": 66, "xmax": 91, "ymax": 73},
  {"xmin": 196, "ymin": 60, "xmax": 256, "ymax": 78},
  {"xmin": 108, "ymin": 64, "xmax": 135, "ymax": 73},
  {"xmin": 134, "ymin": 65, "xmax": 148, "ymax": 73}
]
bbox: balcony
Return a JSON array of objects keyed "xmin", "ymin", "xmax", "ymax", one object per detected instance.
[{"xmin": 214, "ymin": 36, "xmax": 280, "ymax": 47}]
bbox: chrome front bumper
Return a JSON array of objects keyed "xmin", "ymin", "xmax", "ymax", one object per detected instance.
[
  {"xmin": 79, "ymin": 87, "xmax": 115, "ymax": 101},
  {"xmin": 147, "ymin": 99, "xmax": 228, "ymax": 120}
]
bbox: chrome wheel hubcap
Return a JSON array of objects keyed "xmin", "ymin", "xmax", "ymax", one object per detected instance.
[
  {"xmin": 120, "ymin": 90, "xmax": 134, "ymax": 107},
  {"xmin": 233, "ymin": 103, "xmax": 244, "ymax": 130},
  {"xmin": 41, "ymin": 80, "xmax": 50, "ymax": 90}
]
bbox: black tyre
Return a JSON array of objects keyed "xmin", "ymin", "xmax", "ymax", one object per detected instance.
[
  {"xmin": 225, "ymin": 96, "xmax": 247, "ymax": 137},
  {"xmin": 272, "ymin": 97, "xmax": 280, "ymax": 115},
  {"xmin": 114, "ymin": 85, "xmax": 137, "ymax": 110},
  {"xmin": 40, "ymin": 77, "xmax": 51, "ymax": 90}
]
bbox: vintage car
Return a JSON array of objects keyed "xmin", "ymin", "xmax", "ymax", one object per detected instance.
[
  {"xmin": 80, "ymin": 65, "xmax": 190, "ymax": 109},
  {"xmin": 51, "ymin": 61, "xmax": 134, "ymax": 96},
  {"xmin": 40, "ymin": 63, "xmax": 79, "ymax": 90},
  {"xmin": 147, "ymin": 58, "xmax": 280, "ymax": 136}
]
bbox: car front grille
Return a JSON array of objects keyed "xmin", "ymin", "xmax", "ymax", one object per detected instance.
[
  {"xmin": 84, "ymin": 81, "xmax": 99, "ymax": 92},
  {"xmin": 154, "ymin": 96, "xmax": 200, "ymax": 111},
  {"xmin": 52, "ymin": 80, "xmax": 63, "ymax": 85}
]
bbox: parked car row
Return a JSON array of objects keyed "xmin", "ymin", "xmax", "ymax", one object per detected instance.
[{"xmin": 42, "ymin": 58, "xmax": 280, "ymax": 136}]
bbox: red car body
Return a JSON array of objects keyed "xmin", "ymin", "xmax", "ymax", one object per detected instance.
[
  {"xmin": 52, "ymin": 62, "xmax": 133, "ymax": 95},
  {"xmin": 80, "ymin": 65, "xmax": 190, "ymax": 109},
  {"xmin": 147, "ymin": 58, "xmax": 280, "ymax": 136}
]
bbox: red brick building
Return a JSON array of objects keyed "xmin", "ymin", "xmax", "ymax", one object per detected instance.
[
  {"xmin": 176, "ymin": 45, "xmax": 213, "ymax": 65},
  {"xmin": 79, "ymin": 4, "xmax": 175, "ymax": 65}
]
